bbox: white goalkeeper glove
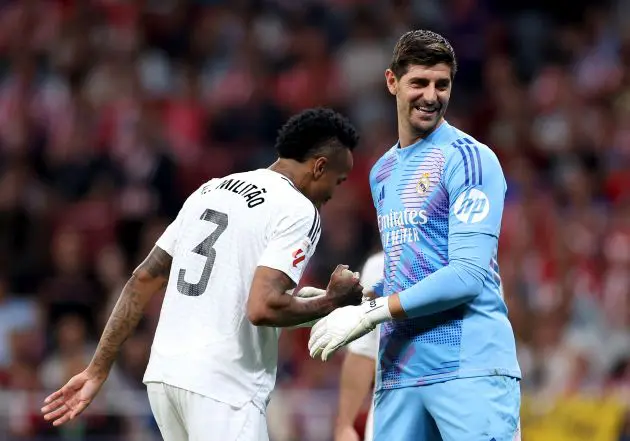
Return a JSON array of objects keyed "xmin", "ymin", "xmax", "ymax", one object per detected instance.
[{"xmin": 308, "ymin": 297, "xmax": 391, "ymax": 361}]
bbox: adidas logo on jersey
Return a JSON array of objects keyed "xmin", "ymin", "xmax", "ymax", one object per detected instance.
[{"xmin": 377, "ymin": 186, "xmax": 385, "ymax": 208}]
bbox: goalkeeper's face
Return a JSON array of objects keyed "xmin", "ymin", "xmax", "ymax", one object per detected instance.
[{"xmin": 386, "ymin": 63, "xmax": 452, "ymax": 138}]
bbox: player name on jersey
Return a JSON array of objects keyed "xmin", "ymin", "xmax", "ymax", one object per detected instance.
[{"xmin": 203, "ymin": 178, "xmax": 268, "ymax": 208}]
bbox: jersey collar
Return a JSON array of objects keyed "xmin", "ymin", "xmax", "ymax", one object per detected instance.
[
  {"xmin": 261, "ymin": 168, "xmax": 298, "ymax": 188},
  {"xmin": 394, "ymin": 119, "xmax": 452, "ymax": 159}
]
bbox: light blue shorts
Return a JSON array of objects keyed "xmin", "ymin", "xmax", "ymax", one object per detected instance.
[{"xmin": 373, "ymin": 376, "xmax": 521, "ymax": 441}]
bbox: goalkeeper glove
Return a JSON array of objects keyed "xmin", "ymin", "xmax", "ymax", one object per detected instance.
[{"xmin": 308, "ymin": 297, "xmax": 391, "ymax": 361}]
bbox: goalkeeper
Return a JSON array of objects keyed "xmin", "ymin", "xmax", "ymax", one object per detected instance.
[{"xmin": 309, "ymin": 30, "xmax": 521, "ymax": 441}]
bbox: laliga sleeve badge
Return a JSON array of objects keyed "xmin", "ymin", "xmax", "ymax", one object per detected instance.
[
  {"xmin": 291, "ymin": 239, "xmax": 312, "ymax": 268},
  {"xmin": 292, "ymin": 249, "xmax": 305, "ymax": 267},
  {"xmin": 416, "ymin": 172, "xmax": 431, "ymax": 195}
]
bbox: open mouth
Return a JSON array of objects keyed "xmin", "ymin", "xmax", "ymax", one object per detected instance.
[{"xmin": 414, "ymin": 106, "xmax": 438, "ymax": 116}]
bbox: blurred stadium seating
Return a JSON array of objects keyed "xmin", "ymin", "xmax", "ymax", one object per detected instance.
[{"xmin": 1, "ymin": 0, "xmax": 630, "ymax": 440}]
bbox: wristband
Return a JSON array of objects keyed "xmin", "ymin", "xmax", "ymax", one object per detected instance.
[{"xmin": 361, "ymin": 296, "xmax": 392, "ymax": 327}]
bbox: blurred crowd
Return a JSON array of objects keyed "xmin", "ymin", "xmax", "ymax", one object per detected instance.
[{"xmin": 1, "ymin": 0, "xmax": 630, "ymax": 439}]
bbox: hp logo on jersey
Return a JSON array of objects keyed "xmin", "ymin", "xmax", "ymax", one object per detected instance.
[{"xmin": 453, "ymin": 188, "xmax": 490, "ymax": 224}]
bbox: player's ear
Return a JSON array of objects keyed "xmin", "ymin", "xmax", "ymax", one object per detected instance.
[
  {"xmin": 385, "ymin": 69, "xmax": 398, "ymax": 95},
  {"xmin": 312, "ymin": 156, "xmax": 327, "ymax": 180}
]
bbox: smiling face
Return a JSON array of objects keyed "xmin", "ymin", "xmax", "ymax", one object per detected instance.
[
  {"xmin": 386, "ymin": 30, "xmax": 457, "ymax": 146},
  {"xmin": 386, "ymin": 63, "xmax": 452, "ymax": 142}
]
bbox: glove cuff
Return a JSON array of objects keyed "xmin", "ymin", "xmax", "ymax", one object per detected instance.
[{"xmin": 361, "ymin": 296, "xmax": 392, "ymax": 327}]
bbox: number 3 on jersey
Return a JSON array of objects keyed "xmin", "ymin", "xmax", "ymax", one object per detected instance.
[{"xmin": 177, "ymin": 209, "xmax": 229, "ymax": 297}]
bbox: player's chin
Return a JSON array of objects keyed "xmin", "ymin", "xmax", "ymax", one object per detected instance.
[
  {"xmin": 314, "ymin": 198, "xmax": 328, "ymax": 209},
  {"xmin": 411, "ymin": 119, "xmax": 438, "ymax": 135},
  {"xmin": 411, "ymin": 112, "xmax": 438, "ymax": 127}
]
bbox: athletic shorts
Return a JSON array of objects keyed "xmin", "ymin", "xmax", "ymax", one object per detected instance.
[
  {"xmin": 147, "ymin": 382, "xmax": 268, "ymax": 441},
  {"xmin": 373, "ymin": 376, "xmax": 521, "ymax": 441}
]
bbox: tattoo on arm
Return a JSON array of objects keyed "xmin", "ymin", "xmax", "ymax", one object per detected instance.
[
  {"xmin": 261, "ymin": 276, "xmax": 334, "ymax": 327},
  {"xmin": 88, "ymin": 247, "xmax": 172, "ymax": 377},
  {"xmin": 142, "ymin": 246, "xmax": 172, "ymax": 288}
]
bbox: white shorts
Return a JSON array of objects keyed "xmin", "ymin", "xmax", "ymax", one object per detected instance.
[
  {"xmin": 364, "ymin": 401, "xmax": 374, "ymax": 441},
  {"xmin": 147, "ymin": 382, "xmax": 269, "ymax": 441}
]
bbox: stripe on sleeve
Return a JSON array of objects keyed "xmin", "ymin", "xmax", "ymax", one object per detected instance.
[
  {"xmin": 473, "ymin": 145, "xmax": 483, "ymax": 185},
  {"xmin": 464, "ymin": 138, "xmax": 484, "ymax": 185},
  {"xmin": 308, "ymin": 208, "xmax": 320, "ymax": 242},
  {"xmin": 452, "ymin": 143, "xmax": 470, "ymax": 186},
  {"xmin": 313, "ymin": 223, "xmax": 322, "ymax": 244},
  {"xmin": 464, "ymin": 144, "xmax": 476, "ymax": 185}
]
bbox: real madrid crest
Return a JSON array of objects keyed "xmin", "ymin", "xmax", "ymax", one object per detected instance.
[{"xmin": 416, "ymin": 172, "xmax": 431, "ymax": 194}]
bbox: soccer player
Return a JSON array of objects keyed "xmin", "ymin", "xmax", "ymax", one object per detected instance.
[
  {"xmin": 335, "ymin": 251, "xmax": 383, "ymax": 441},
  {"xmin": 309, "ymin": 31, "xmax": 522, "ymax": 441},
  {"xmin": 41, "ymin": 108, "xmax": 365, "ymax": 441}
]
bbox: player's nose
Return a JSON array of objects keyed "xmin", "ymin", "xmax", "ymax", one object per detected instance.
[{"xmin": 422, "ymin": 84, "xmax": 438, "ymax": 103}]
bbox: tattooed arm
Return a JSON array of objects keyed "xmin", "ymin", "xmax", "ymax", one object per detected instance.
[
  {"xmin": 41, "ymin": 246, "xmax": 172, "ymax": 427},
  {"xmin": 88, "ymin": 245, "xmax": 171, "ymax": 377},
  {"xmin": 247, "ymin": 265, "xmax": 363, "ymax": 327}
]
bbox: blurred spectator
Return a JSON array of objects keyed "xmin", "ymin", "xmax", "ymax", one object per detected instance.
[
  {"xmin": 0, "ymin": 275, "xmax": 38, "ymax": 369},
  {"xmin": 0, "ymin": 0, "xmax": 628, "ymax": 440}
]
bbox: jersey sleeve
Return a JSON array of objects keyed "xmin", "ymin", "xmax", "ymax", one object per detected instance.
[
  {"xmin": 258, "ymin": 204, "xmax": 321, "ymax": 285},
  {"xmin": 397, "ymin": 144, "xmax": 505, "ymax": 318},
  {"xmin": 155, "ymin": 217, "xmax": 181, "ymax": 256},
  {"xmin": 445, "ymin": 143, "xmax": 506, "ymax": 238},
  {"xmin": 156, "ymin": 198, "xmax": 192, "ymax": 256},
  {"xmin": 155, "ymin": 181, "xmax": 213, "ymax": 255}
]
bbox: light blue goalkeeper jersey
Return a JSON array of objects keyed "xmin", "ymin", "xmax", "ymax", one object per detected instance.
[{"xmin": 369, "ymin": 120, "xmax": 521, "ymax": 391}]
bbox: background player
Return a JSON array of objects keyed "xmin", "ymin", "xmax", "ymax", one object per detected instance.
[
  {"xmin": 334, "ymin": 251, "xmax": 383, "ymax": 441},
  {"xmin": 41, "ymin": 108, "xmax": 364, "ymax": 441},
  {"xmin": 309, "ymin": 31, "xmax": 522, "ymax": 441}
]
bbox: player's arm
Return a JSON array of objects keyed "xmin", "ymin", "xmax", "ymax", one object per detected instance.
[
  {"xmin": 41, "ymin": 191, "xmax": 191, "ymax": 426},
  {"xmin": 89, "ymin": 246, "xmax": 171, "ymax": 377},
  {"xmin": 247, "ymin": 204, "xmax": 362, "ymax": 327},
  {"xmin": 335, "ymin": 331, "xmax": 377, "ymax": 441},
  {"xmin": 309, "ymin": 147, "xmax": 506, "ymax": 360},
  {"xmin": 381, "ymin": 234, "xmax": 497, "ymax": 320},
  {"xmin": 247, "ymin": 265, "xmax": 361, "ymax": 327},
  {"xmin": 41, "ymin": 246, "xmax": 171, "ymax": 425},
  {"xmin": 387, "ymin": 145, "xmax": 505, "ymax": 319}
]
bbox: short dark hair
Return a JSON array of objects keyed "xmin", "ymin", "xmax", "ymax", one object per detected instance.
[
  {"xmin": 275, "ymin": 108, "xmax": 359, "ymax": 162},
  {"xmin": 390, "ymin": 30, "xmax": 457, "ymax": 79}
]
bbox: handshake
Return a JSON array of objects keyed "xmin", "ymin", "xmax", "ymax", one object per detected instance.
[{"xmin": 298, "ymin": 265, "xmax": 392, "ymax": 362}]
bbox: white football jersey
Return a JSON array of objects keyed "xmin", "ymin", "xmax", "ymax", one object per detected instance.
[
  {"xmin": 346, "ymin": 251, "xmax": 384, "ymax": 359},
  {"xmin": 143, "ymin": 169, "xmax": 321, "ymax": 409}
]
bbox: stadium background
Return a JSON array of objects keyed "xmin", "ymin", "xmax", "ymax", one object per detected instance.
[{"xmin": 1, "ymin": 0, "xmax": 629, "ymax": 440}]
